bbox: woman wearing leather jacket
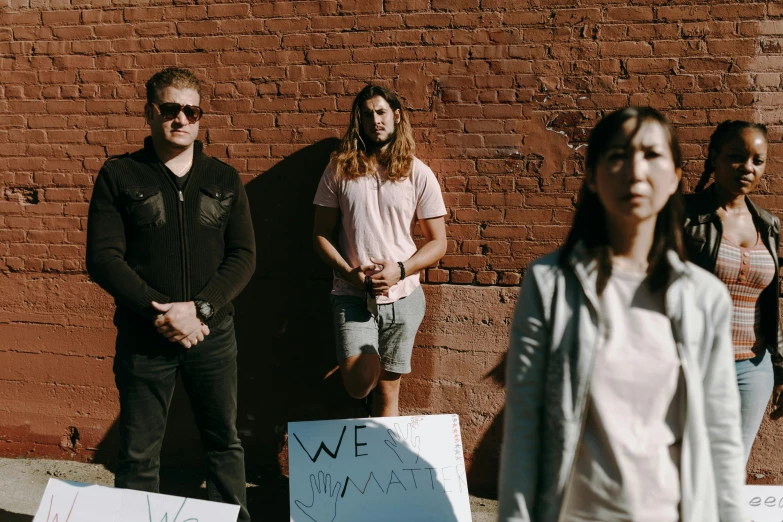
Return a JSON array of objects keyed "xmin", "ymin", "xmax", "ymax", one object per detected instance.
[
  {"xmin": 499, "ymin": 107, "xmax": 745, "ymax": 522},
  {"xmin": 683, "ymin": 120, "xmax": 783, "ymax": 463}
]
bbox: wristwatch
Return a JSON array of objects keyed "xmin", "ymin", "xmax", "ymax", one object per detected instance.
[{"xmin": 194, "ymin": 300, "xmax": 214, "ymax": 323}]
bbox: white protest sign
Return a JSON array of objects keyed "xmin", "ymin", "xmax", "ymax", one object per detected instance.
[
  {"xmin": 288, "ymin": 414, "xmax": 472, "ymax": 522},
  {"xmin": 32, "ymin": 478, "xmax": 240, "ymax": 522},
  {"xmin": 747, "ymin": 485, "xmax": 783, "ymax": 522}
]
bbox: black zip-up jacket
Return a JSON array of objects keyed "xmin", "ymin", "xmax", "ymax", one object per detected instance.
[
  {"xmin": 683, "ymin": 184, "xmax": 783, "ymax": 383},
  {"xmin": 86, "ymin": 138, "xmax": 256, "ymax": 330}
]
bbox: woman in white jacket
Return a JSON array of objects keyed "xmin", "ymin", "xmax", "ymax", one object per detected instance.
[{"xmin": 498, "ymin": 107, "xmax": 746, "ymax": 522}]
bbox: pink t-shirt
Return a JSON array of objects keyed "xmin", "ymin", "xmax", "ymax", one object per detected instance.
[{"xmin": 313, "ymin": 157, "xmax": 447, "ymax": 304}]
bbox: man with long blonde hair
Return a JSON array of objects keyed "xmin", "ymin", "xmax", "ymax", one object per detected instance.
[{"xmin": 313, "ymin": 85, "xmax": 447, "ymax": 417}]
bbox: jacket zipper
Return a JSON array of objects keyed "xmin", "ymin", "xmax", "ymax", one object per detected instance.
[{"xmin": 178, "ymin": 189, "xmax": 191, "ymax": 301}]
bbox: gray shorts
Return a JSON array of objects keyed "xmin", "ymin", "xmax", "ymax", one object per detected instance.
[{"xmin": 330, "ymin": 285, "xmax": 426, "ymax": 374}]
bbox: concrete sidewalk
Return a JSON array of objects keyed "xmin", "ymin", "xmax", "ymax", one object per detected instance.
[{"xmin": 0, "ymin": 457, "xmax": 497, "ymax": 521}]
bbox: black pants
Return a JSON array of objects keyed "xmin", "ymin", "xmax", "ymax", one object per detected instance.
[{"xmin": 113, "ymin": 315, "xmax": 249, "ymax": 522}]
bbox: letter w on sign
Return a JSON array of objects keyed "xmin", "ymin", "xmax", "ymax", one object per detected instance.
[{"xmin": 293, "ymin": 425, "xmax": 347, "ymax": 462}]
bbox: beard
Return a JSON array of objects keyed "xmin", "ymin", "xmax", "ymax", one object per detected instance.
[{"xmin": 363, "ymin": 126, "xmax": 397, "ymax": 151}]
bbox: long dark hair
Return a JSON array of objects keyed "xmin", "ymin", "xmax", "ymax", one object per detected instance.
[
  {"xmin": 694, "ymin": 120, "xmax": 768, "ymax": 193},
  {"xmin": 560, "ymin": 106, "xmax": 686, "ymax": 294},
  {"xmin": 331, "ymin": 84, "xmax": 415, "ymax": 181}
]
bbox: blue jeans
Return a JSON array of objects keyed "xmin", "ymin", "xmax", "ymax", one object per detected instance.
[
  {"xmin": 113, "ymin": 315, "xmax": 249, "ymax": 522},
  {"xmin": 735, "ymin": 351, "xmax": 774, "ymax": 463}
]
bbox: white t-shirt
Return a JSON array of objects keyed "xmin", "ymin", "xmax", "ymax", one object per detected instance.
[
  {"xmin": 564, "ymin": 267, "xmax": 684, "ymax": 522},
  {"xmin": 313, "ymin": 157, "xmax": 447, "ymax": 304}
]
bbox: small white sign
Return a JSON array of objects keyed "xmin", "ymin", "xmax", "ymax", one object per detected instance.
[
  {"xmin": 747, "ymin": 485, "xmax": 783, "ymax": 522},
  {"xmin": 288, "ymin": 414, "xmax": 472, "ymax": 522},
  {"xmin": 33, "ymin": 478, "xmax": 240, "ymax": 522}
]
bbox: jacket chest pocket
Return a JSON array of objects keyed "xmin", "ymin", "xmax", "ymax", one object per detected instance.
[
  {"xmin": 198, "ymin": 186, "xmax": 234, "ymax": 229},
  {"xmin": 123, "ymin": 186, "xmax": 166, "ymax": 228}
]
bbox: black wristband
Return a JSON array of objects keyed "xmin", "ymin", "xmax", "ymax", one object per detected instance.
[{"xmin": 397, "ymin": 261, "xmax": 406, "ymax": 280}]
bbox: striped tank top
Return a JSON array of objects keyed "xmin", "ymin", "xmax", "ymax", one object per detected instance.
[{"xmin": 713, "ymin": 234, "xmax": 776, "ymax": 360}]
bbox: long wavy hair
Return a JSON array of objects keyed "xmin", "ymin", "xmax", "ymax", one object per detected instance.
[
  {"xmin": 331, "ymin": 85, "xmax": 415, "ymax": 181},
  {"xmin": 694, "ymin": 120, "xmax": 768, "ymax": 193},
  {"xmin": 560, "ymin": 107, "xmax": 686, "ymax": 294}
]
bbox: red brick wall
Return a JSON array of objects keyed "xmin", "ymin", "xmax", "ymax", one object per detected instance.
[{"xmin": 2, "ymin": 0, "xmax": 783, "ymax": 492}]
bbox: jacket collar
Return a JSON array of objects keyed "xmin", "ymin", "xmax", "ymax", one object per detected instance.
[
  {"xmin": 692, "ymin": 184, "xmax": 779, "ymax": 233},
  {"xmin": 567, "ymin": 241, "xmax": 599, "ymax": 299},
  {"xmin": 746, "ymin": 193, "xmax": 780, "ymax": 234},
  {"xmin": 567, "ymin": 241, "xmax": 690, "ymax": 295},
  {"xmin": 690, "ymin": 184, "xmax": 721, "ymax": 224},
  {"xmin": 567, "ymin": 241, "xmax": 690, "ymax": 332}
]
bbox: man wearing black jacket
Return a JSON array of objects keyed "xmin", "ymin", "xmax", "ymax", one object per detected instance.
[{"xmin": 86, "ymin": 68, "xmax": 254, "ymax": 521}]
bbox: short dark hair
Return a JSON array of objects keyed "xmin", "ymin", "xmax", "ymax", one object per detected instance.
[
  {"xmin": 695, "ymin": 120, "xmax": 768, "ymax": 193},
  {"xmin": 145, "ymin": 67, "xmax": 201, "ymax": 104},
  {"xmin": 560, "ymin": 106, "xmax": 685, "ymax": 294}
]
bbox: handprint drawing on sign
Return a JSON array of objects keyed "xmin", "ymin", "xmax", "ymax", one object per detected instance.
[
  {"xmin": 384, "ymin": 420, "xmax": 422, "ymax": 464},
  {"xmin": 295, "ymin": 470, "xmax": 342, "ymax": 522}
]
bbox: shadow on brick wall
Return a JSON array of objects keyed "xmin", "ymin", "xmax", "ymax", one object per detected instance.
[
  {"xmin": 90, "ymin": 138, "xmax": 504, "ymax": 514},
  {"xmin": 467, "ymin": 356, "xmax": 505, "ymax": 498},
  {"xmin": 237, "ymin": 137, "xmax": 367, "ymax": 516},
  {"xmin": 234, "ymin": 137, "xmax": 368, "ymax": 487},
  {"xmin": 234, "ymin": 137, "xmax": 364, "ymax": 471}
]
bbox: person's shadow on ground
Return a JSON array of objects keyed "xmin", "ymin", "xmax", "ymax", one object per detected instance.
[{"xmin": 0, "ymin": 509, "xmax": 32, "ymax": 522}]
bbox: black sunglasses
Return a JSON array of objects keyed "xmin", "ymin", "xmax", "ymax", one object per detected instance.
[{"xmin": 152, "ymin": 102, "xmax": 204, "ymax": 123}]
